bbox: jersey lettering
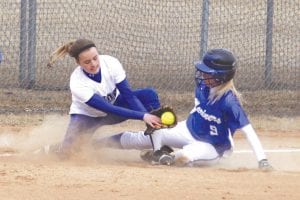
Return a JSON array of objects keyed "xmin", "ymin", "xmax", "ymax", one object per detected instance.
[
  {"xmin": 196, "ymin": 106, "xmax": 221, "ymax": 124},
  {"xmin": 103, "ymin": 88, "xmax": 117, "ymax": 102}
]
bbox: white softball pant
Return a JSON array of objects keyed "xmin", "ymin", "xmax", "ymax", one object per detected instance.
[{"xmin": 120, "ymin": 121, "xmax": 220, "ymax": 166}]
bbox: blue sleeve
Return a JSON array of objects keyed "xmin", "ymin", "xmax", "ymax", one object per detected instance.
[
  {"xmin": 86, "ymin": 93, "xmax": 145, "ymax": 120},
  {"xmin": 223, "ymin": 94, "xmax": 249, "ymax": 132},
  {"xmin": 116, "ymin": 79, "xmax": 147, "ymax": 112}
]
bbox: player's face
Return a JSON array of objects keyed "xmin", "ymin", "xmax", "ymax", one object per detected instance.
[
  {"xmin": 202, "ymin": 73, "xmax": 216, "ymax": 87},
  {"xmin": 195, "ymin": 70, "xmax": 217, "ymax": 88},
  {"xmin": 77, "ymin": 47, "xmax": 100, "ymax": 74},
  {"xmin": 203, "ymin": 73, "xmax": 218, "ymax": 88}
]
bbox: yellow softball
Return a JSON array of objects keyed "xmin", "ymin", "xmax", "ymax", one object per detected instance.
[{"xmin": 161, "ymin": 111, "xmax": 175, "ymax": 125}]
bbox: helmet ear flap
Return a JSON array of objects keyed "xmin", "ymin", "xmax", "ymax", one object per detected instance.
[{"xmin": 217, "ymin": 68, "xmax": 236, "ymax": 83}]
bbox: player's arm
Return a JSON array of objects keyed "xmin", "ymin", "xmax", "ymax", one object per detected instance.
[
  {"xmin": 86, "ymin": 93, "xmax": 145, "ymax": 119},
  {"xmin": 86, "ymin": 94, "xmax": 161, "ymax": 127},
  {"xmin": 241, "ymin": 124, "xmax": 273, "ymax": 170},
  {"xmin": 106, "ymin": 56, "xmax": 146, "ymax": 112},
  {"xmin": 223, "ymin": 95, "xmax": 272, "ymax": 170},
  {"xmin": 116, "ymin": 78, "xmax": 147, "ymax": 112}
]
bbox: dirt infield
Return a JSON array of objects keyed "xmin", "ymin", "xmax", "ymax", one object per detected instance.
[{"xmin": 0, "ymin": 114, "xmax": 300, "ymax": 200}]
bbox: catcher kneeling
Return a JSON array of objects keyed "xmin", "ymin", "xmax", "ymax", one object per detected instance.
[{"xmin": 94, "ymin": 48, "xmax": 272, "ymax": 170}]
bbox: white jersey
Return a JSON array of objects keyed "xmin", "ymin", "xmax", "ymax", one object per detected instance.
[{"xmin": 69, "ymin": 55, "xmax": 126, "ymax": 117}]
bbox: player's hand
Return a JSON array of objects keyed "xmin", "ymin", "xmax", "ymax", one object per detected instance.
[
  {"xmin": 143, "ymin": 113, "xmax": 162, "ymax": 128},
  {"xmin": 258, "ymin": 159, "xmax": 273, "ymax": 171},
  {"xmin": 143, "ymin": 106, "xmax": 178, "ymax": 135}
]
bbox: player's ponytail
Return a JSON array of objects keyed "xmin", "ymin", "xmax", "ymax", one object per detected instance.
[
  {"xmin": 47, "ymin": 41, "xmax": 74, "ymax": 68},
  {"xmin": 47, "ymin": 38, "xmax": 96, "ymax": 68}
]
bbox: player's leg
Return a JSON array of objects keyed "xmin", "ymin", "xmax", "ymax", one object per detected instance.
[
  {"xmin": 174, "ymin": 141, "xmax": 220, "ymax": 167},
  {"xmin": 140, "ymin": 121, "xmax": 221, "ymax": 166},
  {"xmin": 93, "ymin": 121, "xmax": 194, "ymax": 165},
  {"xmin": 133, "ymin": 87, "xmax": 160, "ymax": 111},
  {"xmin": 151, "ymin": 120, "xmax": 194, "ymax": 150},
  {"xmin": 101, "ymin": 121, "xmax": 192, "ymax": 151},
  {"xmin": 93, "ymin": 130, "xmax": 153, "ymax": 150},
  {"xmin": 41, "ymin": 114, "xmax": 114, "ymax": 158},
  {"xmin": 138, "ymin": 121, "xmax": 193, "ymax": 165},
  {"xmin": 60, "ymin": 115, "xmax": 94, "ymax": 152},
  {"xmin": 140, "ymin": 121, "xmax": 196, "ymax": 165},
  {"xmin": 92, "ymin": 130, "xmax": 175, "ymax": 165}
]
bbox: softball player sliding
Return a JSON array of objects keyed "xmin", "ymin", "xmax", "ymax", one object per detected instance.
[
  {"xmin": 45, "ymin": 38, "xmax": 162, "ymax": 158},
  {"xmin": 97, "ymin": 48, "xmax": 272, "ymax": 170}
]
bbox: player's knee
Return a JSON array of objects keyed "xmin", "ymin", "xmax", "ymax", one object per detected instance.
[
  {"xmin": 133, "ymin": 87, "xmax": 160, "ymax": 111},
  {"xmin": 174, "ymin": 150, "xmax": 191, "ymax": 166},
  {"xmin": 191, "ymin": 157, "xmax": 220, "ymax": 167},
  {"xmin": 146, "ymin": 87, "xmax": 159, "ymax": 99},
  {"xmin": 174, "ymin": 152, "xmax": 220, "ymax": 167}
]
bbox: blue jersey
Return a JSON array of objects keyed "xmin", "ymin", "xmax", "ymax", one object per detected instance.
[{"xmin": 186, "ymin": 84, "xmax": 249, "ymax": 155}]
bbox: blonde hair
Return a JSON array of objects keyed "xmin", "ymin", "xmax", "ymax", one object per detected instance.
[
  {"xmin": 47, "ymin": 39, "xmax": 96, "ymax": 67},
  {"xmin": 208, "ymin": 79, "xmax": 242, "ymax": 104}
]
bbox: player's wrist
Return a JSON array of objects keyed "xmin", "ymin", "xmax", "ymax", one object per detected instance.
[{"xmin": 142, "ymin": 113, "xmax": 149, "ymax": 120}]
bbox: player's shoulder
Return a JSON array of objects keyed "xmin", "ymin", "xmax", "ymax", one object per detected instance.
[
  {"xmin": 70, "ymin": 66, "xmax": 87, "ymax": 84},
  {"xmin": 100, "ymin": 55, "xmax": 120, "ymax": 63},
  {"xmin": 222, "ymin": 90, "xmax": 240, "ymax": 106},
  {"xmin": 70, "ymin": 66, "xmax": 82, "ymax": 77},
  {"xmin": 100, "ymin": 55, "xmax": 124, "ymax": 73}
]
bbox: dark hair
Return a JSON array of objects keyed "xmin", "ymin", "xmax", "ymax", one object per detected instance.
[
  {"xmin": 47, "ymin": 38, "xmax": 96, "ymax": 67},
  {"xmin": 68, "ymin": 39, "xmax": 96, "ymax": 59}
]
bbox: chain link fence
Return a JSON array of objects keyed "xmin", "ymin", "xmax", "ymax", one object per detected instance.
[{"xmin": 0, "ymin": 0, "xmax": 299, "ymax": 119}]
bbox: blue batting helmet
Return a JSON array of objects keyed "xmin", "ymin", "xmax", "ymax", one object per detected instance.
[{"xmin": 194, "ymin": 48, "xmax": 237, "ymax": 87}]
